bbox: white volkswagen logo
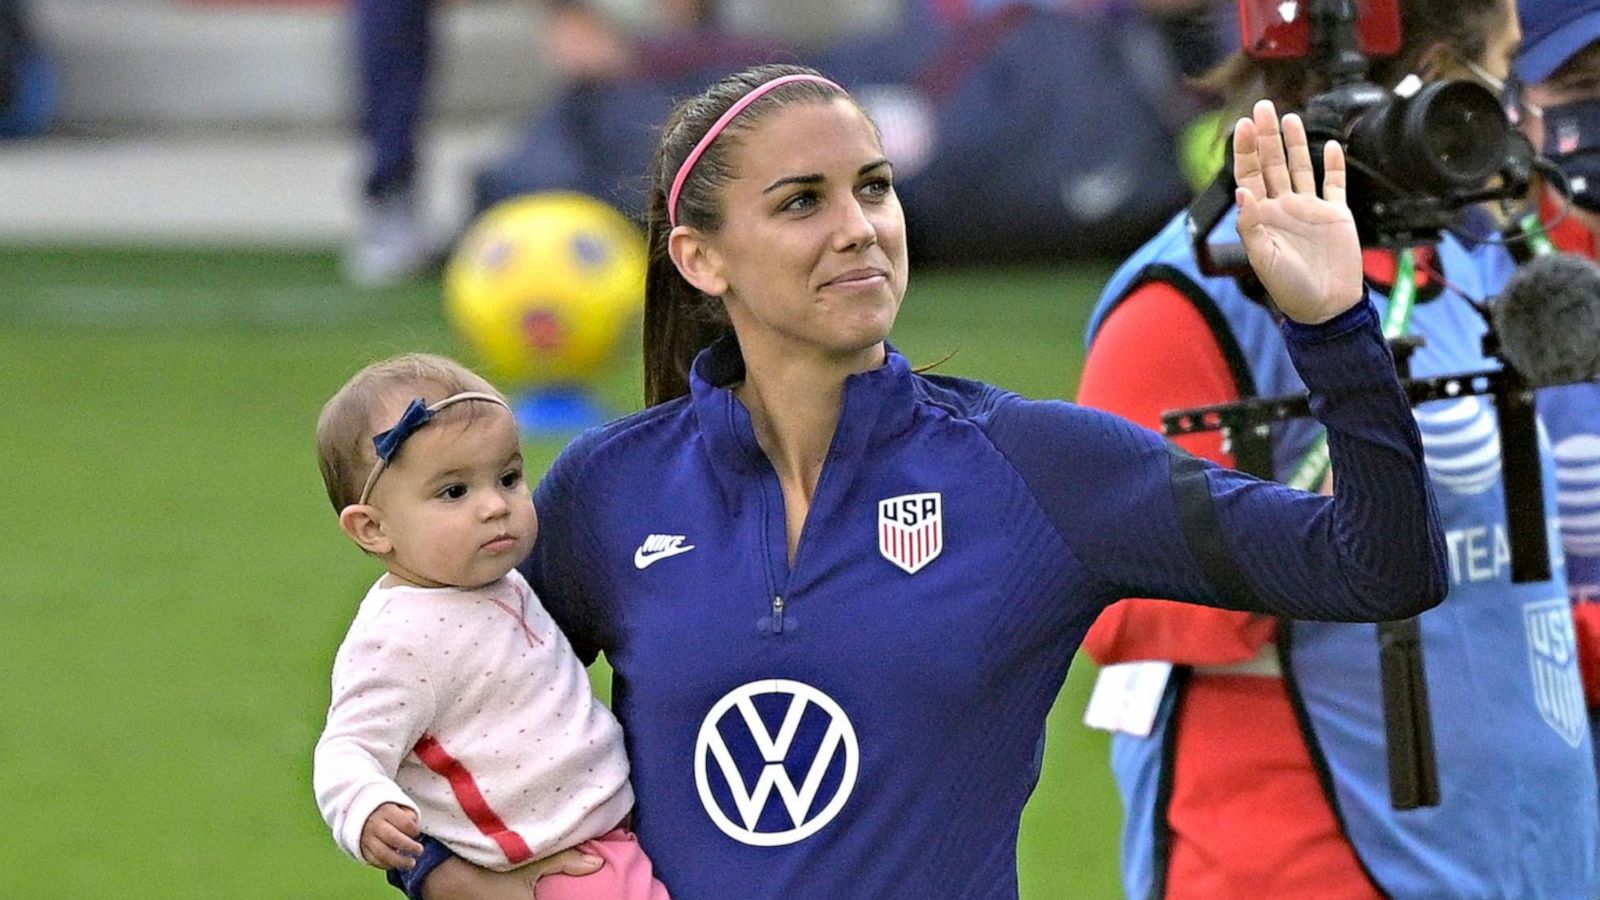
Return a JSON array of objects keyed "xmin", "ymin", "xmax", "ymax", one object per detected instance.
[{"xmin": 694, "ymin": 679, "xmax": 859, "ymax": 846}]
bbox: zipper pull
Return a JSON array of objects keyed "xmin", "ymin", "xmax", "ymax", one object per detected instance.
[{"xmin": 772, "ymin": 595, "xmax": 786, "ymax": 634}]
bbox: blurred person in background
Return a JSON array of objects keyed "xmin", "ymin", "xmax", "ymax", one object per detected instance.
[
  {"xmin": 1078, "ymin": 0, "xmax": 1599, "ymax": 896},
  {"xmin": 478, "ymin": 0, "xmax": 1234, "ymax": 263},
  {"xmin": 348, "ymin": 0, "xmax": 871, "ymax": 288},
  {"xmin": 1511, "ymin": 0, "xmax": 1600, "ymax": 782},
  {"xmin": 812, "ymin": 0, "xmax": 1230, "ymax": 262},
  {"xmin": 347, "ymin": 0, "xmax": 435, "ymax": 287},
  {"xmin": 0, "ymin": 0, "xmax": 57, "ymax": 139},
  {"xmin": 348, "ymin": 0, "xmax": 1233, "ymax": 284},
  {"xmin": 471, "ymin": 0, "xmax": 792, "ymax": 223}
]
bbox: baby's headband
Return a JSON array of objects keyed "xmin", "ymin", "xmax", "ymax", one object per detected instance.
[
  {"xmin": 667, "ymin": 73, "xmax": 846, "ymax": 228},
  {"xmin": 357, "ymin": 391, "xmax": 509, "ymax": 506}
]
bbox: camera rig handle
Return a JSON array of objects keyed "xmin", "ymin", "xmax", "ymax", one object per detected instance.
[{"xmin": 1161, "ymin": 361, "xmax": 1554, "ymax": 583}]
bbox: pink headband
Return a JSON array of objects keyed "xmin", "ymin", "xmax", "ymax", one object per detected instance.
[{"xmin": 667, "ymin": 73, "xmax": 846, "ymax": 228}]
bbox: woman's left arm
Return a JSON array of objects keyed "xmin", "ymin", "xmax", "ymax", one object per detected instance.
[
  {"xmin": 998, "ymin": 102, "xmax": 1444, "ymax": 621},
  {"xmin": 1215, "ymin": 99, "xmax": 1447, "ymax": 618},
  {"xmin": 1132, "ymin": 100, "xmax": 1446, "ymax": 619},
  {"xmin": 1002, "ymin": 301, "xmax": 1443, "ymax": 622},
  {"xmin": 1024, "ymin": 302, "xmax": 1442, "ymax": 622}
]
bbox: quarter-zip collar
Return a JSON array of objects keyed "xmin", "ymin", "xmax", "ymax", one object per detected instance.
[{"xmin": 690, "ymin": 335, "xmax": 917, "ymax": 509}]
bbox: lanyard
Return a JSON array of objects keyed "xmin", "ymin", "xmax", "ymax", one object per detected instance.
[
  {"xmin": 1517, "ymin": 211, "xmax": 1559, "ymax": 258},
  {"xmin": 1285, "ymin": 249, "xmax": 1419, "ymax": 491}
]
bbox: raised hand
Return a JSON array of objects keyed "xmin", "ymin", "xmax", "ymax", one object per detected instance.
[{"xmin": 1233, "ymin": 99, "xmax": 1364, "ymax": 325}]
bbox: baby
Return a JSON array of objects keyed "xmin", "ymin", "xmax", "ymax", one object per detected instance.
[{"xmin": 312, "ymin": 352, "xmax": 666, "ymax": 898}]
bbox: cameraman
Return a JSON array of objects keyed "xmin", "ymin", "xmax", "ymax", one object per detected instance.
[
  {"xmin": 1078, "ymin": 1, "xmax": 1598, "ymax": 897},
  {"xmin": 1513, "ymin": 0, "xmax": 1600, "ymax": 778}
]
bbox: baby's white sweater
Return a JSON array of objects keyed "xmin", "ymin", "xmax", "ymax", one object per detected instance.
[{"xmin": 313, "ymin": 571, "xmax": 633, "ymax": 870}]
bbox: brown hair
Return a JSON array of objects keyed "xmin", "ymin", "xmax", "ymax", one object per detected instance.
[
  {"xmin": 641, "ymin": 63, "xmax": 854, "ymax": 406},
  {"xmin": 1199, "ymin": 0, "xmax": 1511, "ymax": 121},
  {"xmin": 315, "ymin": 353, "xmax": 504, "ymax": 512}
]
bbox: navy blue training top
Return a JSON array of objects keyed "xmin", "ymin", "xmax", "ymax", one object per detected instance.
[{"xmin": 395, "ymin": 299, "xmax": 1446, "ymax": 899}]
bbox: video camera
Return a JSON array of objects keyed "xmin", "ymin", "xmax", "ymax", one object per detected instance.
[{"xmin": 1193, "ymin": 0, "xmax": 1536, "ymax": 272}]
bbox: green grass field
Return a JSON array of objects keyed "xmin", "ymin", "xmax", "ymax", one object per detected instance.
[{"xmin": 0, "ymin": 247, "xmax": 1125, "ymax": 898}]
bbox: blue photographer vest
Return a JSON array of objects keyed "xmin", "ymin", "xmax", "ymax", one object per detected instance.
[
  {"xmin": 1542, "ymin": 383, "xmax": 1600, "ymax": 608},
  {"xmin": 1089, "ymin": 212, "xmax": 1598, "ymax": 899},
  {"xmin": 1541, "ymin": 380, "xmax": 1600, "ymax": 780}
]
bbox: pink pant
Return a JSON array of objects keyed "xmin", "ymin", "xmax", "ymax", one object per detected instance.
[{"xmin": 535, "ymin": 828, "xmax": 670, "ymax": 900}]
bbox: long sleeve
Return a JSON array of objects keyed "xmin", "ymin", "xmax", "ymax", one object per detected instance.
[
  {"xmin": 314, "ymin": 626, "xmax": 438, "ymax": 863},
  {"xmin": 354, "ymin": 574, "xmax": 634, "ymax": 887},
  {"xmin": 522, "ymin": 429, "xmax": 610, "ymax": 665},
  {"xmin": 995, "ymin": 299, "xmax": 1447, "ymax": 622},
  {"xmin": 1078, "ymin": 281, "xmax": 1278, "ymax": 665}
]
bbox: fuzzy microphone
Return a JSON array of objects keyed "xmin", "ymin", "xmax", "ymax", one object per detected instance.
[
  {"xmin": 1491, "ymin": 252, "xmax": 1600, "ymax": 386},
  {"xmin": 1482, "ymin": 251, "xmax": 1600, "ymax": 586}
]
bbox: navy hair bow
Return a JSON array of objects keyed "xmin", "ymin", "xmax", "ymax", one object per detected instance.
[
  {"xmin": 372, "ymin": 398, "xmax": 433, "ymax": 462},
  {"xmin": 354, "ymin": 390, "xmax": 509, "ymax": 507}
]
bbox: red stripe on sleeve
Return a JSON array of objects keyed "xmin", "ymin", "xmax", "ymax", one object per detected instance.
[{"xmin": 413, "ymin": 734, "xmax": 535, "ymax": 864}]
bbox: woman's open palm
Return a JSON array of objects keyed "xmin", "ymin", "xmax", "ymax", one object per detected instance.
[{"xmin": 1233, "ymin": 100, "xmax": 1364, "ymax": 324}]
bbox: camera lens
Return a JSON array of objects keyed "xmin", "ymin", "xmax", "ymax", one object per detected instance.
[
  {"xmin": 1409, "ymin": 81, "xmax": 1507, "ymax": 187},
  {"xmin": 1347, "ymin": 79, "xmax": 1509, "ymax": 193}
]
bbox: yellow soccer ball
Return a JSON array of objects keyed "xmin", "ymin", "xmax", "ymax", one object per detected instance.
[{"xmin": 444, "ymin": 192, "xmax": 647, "ymax": 388}]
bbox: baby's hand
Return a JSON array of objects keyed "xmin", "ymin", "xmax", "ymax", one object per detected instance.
[{"xmin": 360, "ymin": 802, "xmax": 424, "ymax": 871}]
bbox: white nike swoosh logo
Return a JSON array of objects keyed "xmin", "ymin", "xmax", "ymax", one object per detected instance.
[{"xmin": 634, "ymin": 544, "xmax": 696, "ymax": 569}]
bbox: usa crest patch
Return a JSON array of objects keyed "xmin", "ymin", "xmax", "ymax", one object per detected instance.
[
  {"xmin": 878, "ymin": 492, "xmax": 943, "ymax": 574},
  {"xmin": 1524, "ymin": 598, "xmax": 1586, "ymax": 748}
]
